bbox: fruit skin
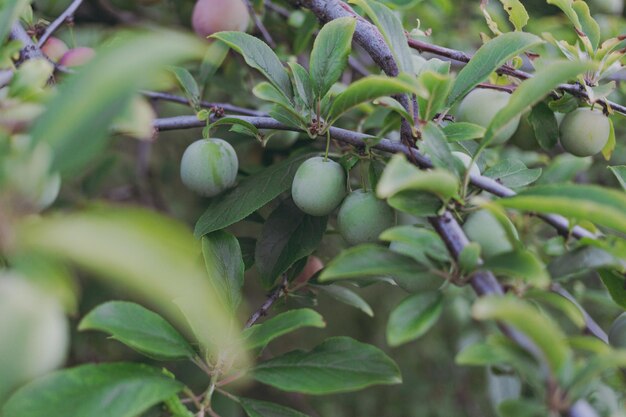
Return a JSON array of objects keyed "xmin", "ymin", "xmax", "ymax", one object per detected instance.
[
  {"xmin": 510, "ymin": 114, "xmax": 537, "ymax": 151},
  {"xmin": 41, "ymin": 37, "xmax": 69, "ymax": 62},
  {"xmin": 463, "ymin": 209, "xmax": 515, "ymax": 258},
  {"xmin": 452, "ymin": 151, "xmax": 480, "ymax": 177},
  {"xmin": 192, "ymin": 0, "xmax": 250, "ymax": 38},
  {"xmin": 180, "ymin": 138, "xmax": 239, "ymax": 197},
  {"xmin": 337, "ymin": 189, "xmax": 396, "ymax": 245},
  {"xmin": 292, "ymin": 157, "xmax": 346, "ymax": 216},
  {"xmin": 456, "ymin": 89, "xmax": 521, "ymax": 145},
  {"xmin": 294, "ymin": 256, "xmax": 324, "ymax": 285},
  {"xmin": 59, "ymin": 47, "xmax": 95, "ymax": 67},
  {"xmin": 559, "ymin": 108, "xmax": 610, "ymax": 157},
  {"xmin": 608, "ymin": 313, "xmax": 626, "ymax": 349}
]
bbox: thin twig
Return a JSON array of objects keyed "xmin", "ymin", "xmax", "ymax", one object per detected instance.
[
  {"xmin": 244, "ymin": 274, "xmax": 289, "ymax": 328},
  {"xmin": 142, "ymin": 90, "xmax": 268, "ymax": 117},
  {"xmin": 243, "ymin": 0, "xmax": 276, "ymax": 48},
  {"xmin": 37, "ymin": 0, "xmax": 84, "ymax": 47}
]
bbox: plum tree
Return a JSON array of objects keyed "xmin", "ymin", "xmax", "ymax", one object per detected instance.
[
  {"xmin": 463, "ymin": 210, "xmax": 516, "ymax": 258},
  {"xmin": 452, "ymin": 151, "xmax": 480, "ymax": 176},
  {"xmin": 559, "ymin": 107, "xmax": 610, "ymax": 157},
  {"xmin": 180, "ymin": 138, "xmax": 239, "ymax": 197},
  {"xmin": 337, "ymin": 190, "xmax": 396, "ymax": 245},
  {"xmin": 192, "ymin": 0, "xmax": 250, "ymax": 39},
  {"xmin": 456, "ymin": 89, "xmax": 521, "ymax": 145},
  {"xmin": 291, "ymin": 157, "xmax": 346, "ymax": 216},
  {"xmin": 59, "ymin": 47, "xmax": 95, "ymax": 67},
  {"xmin": 41, "ymin": 37, "xmax": 68, "ymax": 62},
  {"xmin": 608, "ymin": 313, "xmax": 626, "ymax": 349}
]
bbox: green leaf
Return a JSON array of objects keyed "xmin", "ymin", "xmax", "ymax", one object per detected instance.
[
  {"xmin": 608, "ymin": 166, "xmax": 626, "ymax": 191},
  {"xmin": 497, "ymin": 184, "xmax": 626, "ymax": 235},
  {"xmin": 169, "ymin": 66, "xmax": 200, "ymax": 108},
  {"xmin": 202, "ymin": 231, "xmax": 245, "ymax": 312},
  {"xmin": 0, "ymin": 0, "xmax": 28, "ymax": 44},
  {"xmin": 567, "ymin": 350, "xmax": 626, "ymax": 398},
  {"xmin": 376, "ymin": 154, "xmax": 459, "ymax": 201},
  {"xmin": 288, "ymin": 62, "xmax": 314, "ymax": 109},
  {"xmin": 2, "ymin": 363, "xmax": 183, "ymax": 417},
  {"xmin": 499, "ymin": 0, "xmax": 529, "ymax": 31},
  {"xmin": 240, "ymin": 398, "xmax": 310, "ymax": 417},
  {"xmin": 387, "ymin": 191, "xmax": 443, "ymax": 217},
  {"xmin": 537, "ymin": 154, "xmax": 592, "ymax": 184},
  {"xmin": 380, "ymin": 226, "xmax": 450, "ymax": 266},
  {"xmin": 442, "ymin": 122, "xmax": 486, "ymax": 142},
  {"xmin": 253, "ymin": 336, "xmax": 401, "ymax": 394},
  {"xmin": 472, "ymin": 295, "xmax": 571, "ymax": 373},
  {"xmin": 309, "ymin": 16, "xmax": 356, "ymax": 99},
  {"xmin": 195, "ymin": 153, "xmax": 313, "ymax": 237},
  {"xmin": 527, "ymin": 102, "xmax": 559, "ymax": 150},
  {"xmin": 255, "ymin": 199, "xmax": 328, "ymax": 287},
  {"xmin": 447, "ymin": 32, "xmax": 543, "ymax": 105},
  {"xmin": 252, "ymin": 82, "xmax": 304, "ymax": 125},
  {"xmin": 459, "ymin": 242, "xmax": 481, "ymax": 272},
  {"xmin": 32, "ymin": 31, "xmax": 205, "ymax": 174},
  {"xmin": 319, "ymin": 244, "xmax": 422, "ymax": 282},
  {"xmin": 16, "ymin": 206, "xmax": 241, "ymax": 357},
  {"xmin": 78, "ymin": 301, "xmax": 195, "ymax": 361},
  {"xmin": 599, "ymin": 269, "xmax": 626, "ymax": 309},
  {"xmin": 524, "ymin": 289, "xmax": 585, "ymax": 329},
  {"xmin": 243, "ymin": 309, "xmax": 326, "ymax": 350},
  {"xmin": 386, "ymin": 292, "xmax": 443, "ymax": 347},
  {"xmin": 314, "ymin": 284, "xmax": 374, "ymax": 317},
  {"xmin": 572, "ymin": 0, "xmax": 600, "ymax": 51},
  {"xmin": 328, "ymin": 75, "xmax": 417, "ymax": 122},
  {"xmin": 211, "ymin": 31, "xmax": 293, "ymax": 99},
  {"xmin": 421, "ymin": 122, "xmax": 458, "ymax": 175},
  {"xmin": 548, "ymin": 246, "xmax": 623, "ymax": 278},
  {"xmin": 209, "ymin": 117, "xmax": 260, "ymax": 139},
  {"xmin": 350, "ymin": 0, "xmax": 414, "ymax": 73},
  {"xmin": 498, "ymin": 399, "xmax": 548, "ymax": 417},
  {"xmin": 417, "ymin": 71, "xmax": 453, "ymax": 121},
  {"xmin": 480, "ymin": 60, "xmax": 593, "ymax": 149},
  {"xmin": 484, "ymin": 159, "xmax": 542, "ymax": 188},
  {"xmin": 483, "ymin": 250, "xmax": 550, "ymax": 287}
]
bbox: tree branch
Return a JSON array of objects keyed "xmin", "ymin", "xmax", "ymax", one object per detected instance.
[
  {"xmin": 142, "ymin": 90, "xmax": 268, "ymax": 117},
  {"xmin": 9, "ymin": 24, "xmax": 45, "ymax": 64},
  {"xmin": 244, "ymin": 274, "xmax": 289, "ymax": 328},
  {"xmin": 37, "ymin": 0, "xmax": 84, "ymax": 47},
  {"xmin": 243, "ymin": 0, "xmax": 276, "ymax": 48}
]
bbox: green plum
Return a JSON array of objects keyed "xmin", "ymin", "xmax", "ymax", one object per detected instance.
[
  {"xmin": 609, "ymin": 313, "xmax": 626, "ymax": 349},
  {"xmin": 463, "ymin": 209, "xmax": 516, "ymax": 258},
  {"xmin": 456, "ymin": 89, "xmax": 521, "ymax": 145},
  {"xmin": 337, "ymin": 189, "xmax": 396, "ymax": 245},
  {"xmin": 180, "ymin": 138, "xmax": 239, "ymax": 197},
  {"xmin": 292, "ymin": 157, "xmax": 346, "ymax": 216},
  {"xmin": 452, "ymin": 151, "xmax": 480, "ymax": 176},
  {"xmin": 559, "ymin": 108, "xmax": 610, "ymax": 157}
]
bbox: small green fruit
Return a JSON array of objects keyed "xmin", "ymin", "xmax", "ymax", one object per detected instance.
[
  {"xmin": 292, "ymin": 157, "xmax": 346, "ymax": 216},
  {"xmin": 452, "ymin": 151, "xmax": 480, "ymax": 176},
  {"xmin": 192, "ymin": 0, "xmax": 250, "ymax": 38},
  {"xmin": 180, "ymin": 138, "xmax": 239, "ymax": 197},
  {"xmin": 463, "ymin": 209, "xmax": 515, "ymax": 258},
  {"xmin": 609, "ymin": 313, "xmax": 626, "ymax": 349},
  {"xmin": 337, "ymin": 189, "xmax": 396, "ymax": 245},
  {"xmin": 456, "ymin": 89, "xmax": 521, "ymax": 145},
  {"xmin": 559, "ymin": 108, "xmax": 610, "ymax": 157}
]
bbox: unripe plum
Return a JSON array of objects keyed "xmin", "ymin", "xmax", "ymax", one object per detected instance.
[
  {"xmin": 337, "ymin": 189, "xmax": 396, "ymax": 245},
  {"xmin": 265, "ymin": 130, "xmax": 299, "ymax": 150},
  {"xmin": 292, "ymin": 157, "xmax": 346, "ymax": 216},
  {"xmin": 192, "ymin": 0, "xmax": 250, "ymax": 39},
  {"xmin": 41, "ymin": 37, "xmax": 69, "ymax": 62},
  {"xmin": 456, "ymin": 89, "xmax": 521, "ymax": 145},
  {"xmin": 59, "ymin": 47, "xmax": 95, "ymax": 67},
  {"xmin": 609, "ymin": 312, "xmax": 626, "ymax": 349},
  {"xmin": 559, "ymin": 108, "xmax": 610, "ymax": 157},
  {"xmin": 463, "ymin": 209, "xmax": 515, "ymax": 258},
  {"xmin": 452, "ymin": 151, "xmax": 480, "ymax": 177},
  {"xmin": 180, "ymin": 138, "xmax": 239, "ymax": 197}
]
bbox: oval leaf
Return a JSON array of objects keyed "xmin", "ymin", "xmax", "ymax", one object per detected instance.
[
  {"xmin": 253, "ymin": 336, "xmax": 401, "ymax": 394},
  {"xmin": 79, "ymin": 301, "xmax": 196, "ymax": 361},
  {"xmin": 242, "ymin": 309, "xmax": 326, "ymax": 350},
  {"xmin": 387, "ymin": 292, "xmax": 443, "ymax": 347}
]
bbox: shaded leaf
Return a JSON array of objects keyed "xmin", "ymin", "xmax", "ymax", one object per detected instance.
[
  {"xmin": 243, "ymin": 309, "xmax": 326, "ymax": 350},
  {"xmin": 387, "ymin": 292, "xmax": 443, "ymax": 346}
]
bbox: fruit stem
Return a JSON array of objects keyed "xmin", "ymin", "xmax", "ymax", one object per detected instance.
[{"xmin": 324, "ymin": 129, "xmax": 331, "ymax": 162}]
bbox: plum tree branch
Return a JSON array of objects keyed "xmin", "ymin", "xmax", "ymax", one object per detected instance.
[
  {"xmin": 142, "ymin": 90, "xmax": 268, "ymax": 117},
  {"xmin": 37, "ymin": 0, "xmax": 84, "ymax": 47},
  {"xmin": 244, "ymin": 274, "xmax": 289, "ymax": 328},
  {"xmin": 243, "ymin": 0, "xmax": 276, "ymax": 48},
  {"xmin": 9, "ymin": 24, "xmax": 45, "ymax": 64}
]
